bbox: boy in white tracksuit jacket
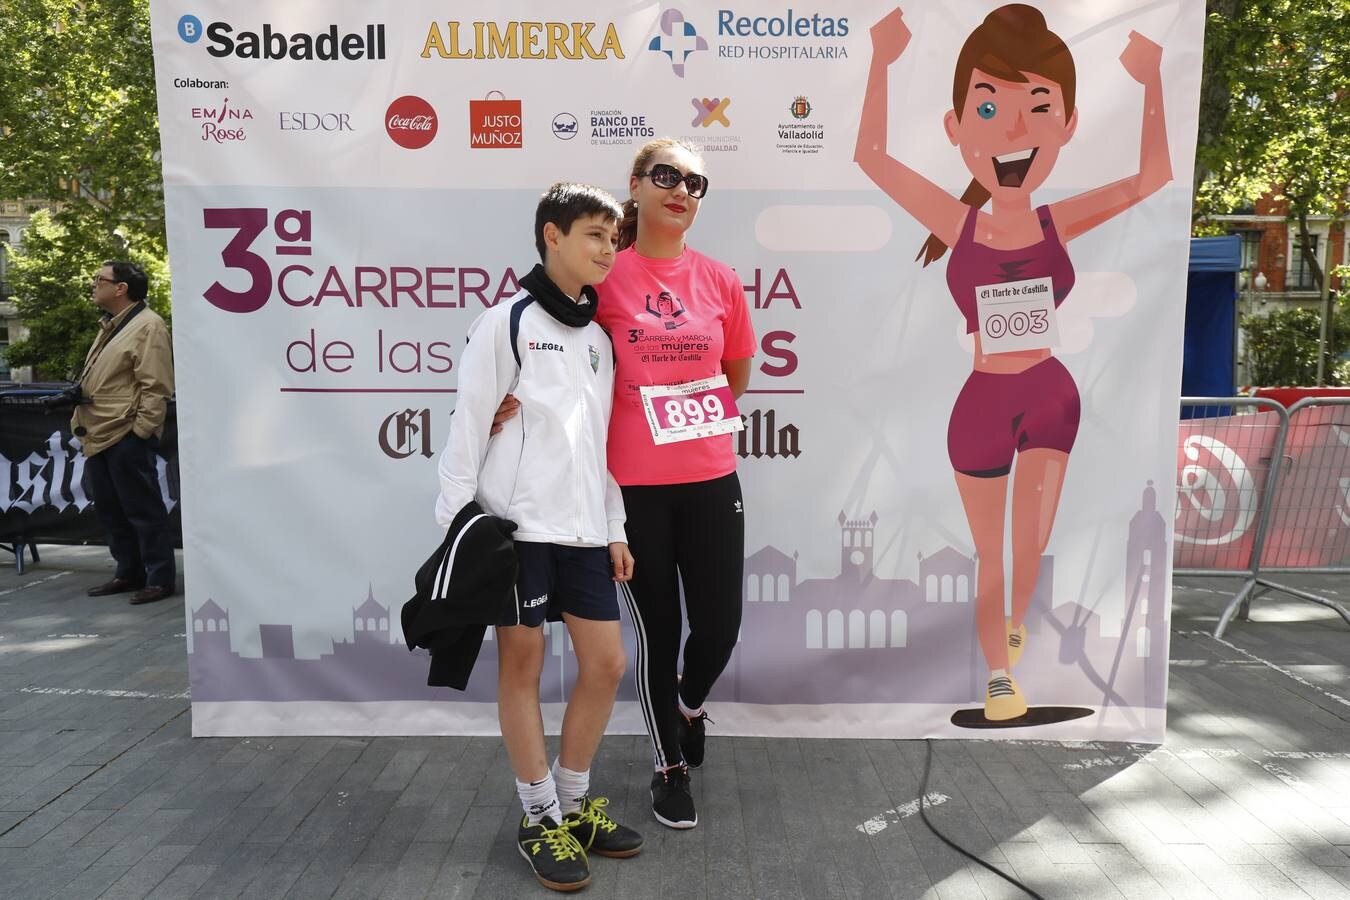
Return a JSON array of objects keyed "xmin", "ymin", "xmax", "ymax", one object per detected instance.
[{"xmin": 435, "ymin": 183, "xmax": 642, "ymax": 891}]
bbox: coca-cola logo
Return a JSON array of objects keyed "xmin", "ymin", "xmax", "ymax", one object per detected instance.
[{"xmin": 385, "ymin": 95, "xmax": 437, "ymax": 149}]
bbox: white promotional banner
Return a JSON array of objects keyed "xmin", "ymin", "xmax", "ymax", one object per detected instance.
[{"xmin": 150, "ymin": 1, "xmax": 1203, "ymax": 740}]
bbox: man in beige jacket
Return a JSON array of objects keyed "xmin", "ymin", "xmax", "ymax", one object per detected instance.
[{"xmin": 74, "ymin": 261, "xmax": 176, "ymax": 604}]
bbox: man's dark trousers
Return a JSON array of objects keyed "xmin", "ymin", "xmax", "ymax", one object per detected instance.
[{"xmin": 85, "ymin": 433, "xmax": 176, "ymax": 589}]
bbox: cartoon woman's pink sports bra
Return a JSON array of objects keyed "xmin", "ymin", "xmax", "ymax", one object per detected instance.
[{"xmin": 945, "ymin": 204, "xmax": 1076, "ymax": 334}]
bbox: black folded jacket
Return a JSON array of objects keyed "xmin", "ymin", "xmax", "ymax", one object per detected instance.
[{"xmin": 401, "ymin": 500, "xmax": 518, "ymax": 690}]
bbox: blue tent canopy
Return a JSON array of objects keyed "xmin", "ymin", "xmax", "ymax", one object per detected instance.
[
  {"xmin": 1183, "ymin": 235, "xmax": 1241, "ymax": 408},
  {"xmin": 1188, "ymin": 234, "xmax": 1241, "ymax": 273}
]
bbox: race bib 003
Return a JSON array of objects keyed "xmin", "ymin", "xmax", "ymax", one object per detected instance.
[
  {"xmin": 975, "ymin": 276, "xmax": 1060, "ymax": 353},
  {"xmin": 640, "ymin": 374, "xmax": 744, "ymax": 445}
]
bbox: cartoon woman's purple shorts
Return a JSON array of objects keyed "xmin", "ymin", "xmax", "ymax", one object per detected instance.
[{"xmin": 946, "ymin": 356, "xmax": 1080, "ymax": 478}]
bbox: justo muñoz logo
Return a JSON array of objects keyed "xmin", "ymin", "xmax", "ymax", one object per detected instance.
[
  {"xmin": 469, "ymin": 92, "xmax": 523, "ymax": 149},
  {"xmin": 385, "ymin": 95, "xmax": 437, "ymax": 149}
]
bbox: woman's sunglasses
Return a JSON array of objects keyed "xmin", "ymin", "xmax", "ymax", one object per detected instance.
[{"xmin": 639, "ymin": 163, "xmax": 709, "ymax": 199}]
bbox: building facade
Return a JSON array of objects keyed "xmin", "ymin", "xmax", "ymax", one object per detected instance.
[
  {"xmin": 0, "ymin": 199, "xmax": 55, "ymax": 383},
  {"xmin": 1214, "ymin": 193, "xmax": 1348, "ymax": 307}
]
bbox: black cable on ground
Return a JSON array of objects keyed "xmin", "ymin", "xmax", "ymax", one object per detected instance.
[{"xmin": 918, "ymin": 738, "xmax": 1047, "ymax": 900}]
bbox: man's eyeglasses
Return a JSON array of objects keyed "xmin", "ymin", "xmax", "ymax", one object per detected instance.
[
  {"xmin": 91, "ymin": 275, "xmax": 119, "ymax": 287},
  {"xmin": 638, "ymin": 163, "xmax": 709, "ymax": 199}
]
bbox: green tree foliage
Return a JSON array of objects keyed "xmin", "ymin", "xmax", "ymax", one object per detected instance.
[
  {"xmin": 0, "ymin": 0, "xmax": 167, "ymax": 377},
  {"xmin": 1194, "ymin": 0, "xmax": 1350, "ymax": 291},
  {"xmin": 3, "ymin": 209, "xmax": 170, "ymax": 380},
  {"xmin": 1243, "ymin": 267, "xmax": 1350, "ymax": 385},
  {"xmin": 1243, "ymin": 304, "xmax": 1350, "ymax": 386}
]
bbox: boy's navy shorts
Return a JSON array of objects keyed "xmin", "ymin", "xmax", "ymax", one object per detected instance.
[{"xmin": 499, "ymin": 541, "xmax": 619, "ymax": 628}]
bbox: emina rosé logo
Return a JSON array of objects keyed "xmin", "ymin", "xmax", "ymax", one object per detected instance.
[
  {"xmin": 385, "ymin": 95, "xmax": 437, "ymax": 149},
  {"xmin": 192, "ymin": 96, "xmax": 253, "ymax": 143}
]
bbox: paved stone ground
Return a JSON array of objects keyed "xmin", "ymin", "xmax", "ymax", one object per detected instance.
[{"xmin": 1, "ymin": 545, "xmax": 1348, "ymax": 898}]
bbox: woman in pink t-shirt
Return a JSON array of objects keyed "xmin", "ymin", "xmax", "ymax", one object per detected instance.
[
  {"xmin": 492, "ymin": 140, "xmax": 754, "ymax": 828},
  {"xmin": 601, "ymin": 139, "xmax": 755, "ymax": 829}
]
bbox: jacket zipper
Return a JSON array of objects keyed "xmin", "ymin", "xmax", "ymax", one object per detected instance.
[{"xmin": 571, "ymin": 327, "xmax": 585, "ymax": 541}]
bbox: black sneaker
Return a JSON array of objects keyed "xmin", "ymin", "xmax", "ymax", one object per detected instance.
[
  {"xmin": 650, "ymin": 765, "xmax": 696, "ymax": 829},
  {"xmin": 517, "ymin": 815, "xmax": 590, "ymax": 892},
  {"xmin": 564, "ymin": 795, "xmax": 644, "ymax": 858},
  {"xmin": 678, "ymin": 710, "xmax": 713, "ymax": 768}
]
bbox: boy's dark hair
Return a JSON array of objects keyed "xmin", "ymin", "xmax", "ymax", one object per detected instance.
[
  {"xmin": 103, "ymin": 260, "xmax": 149, "ymax": 301},
  {"xmin": 534, "ymin": 182, "xmax": 623, "ymax": 261}
]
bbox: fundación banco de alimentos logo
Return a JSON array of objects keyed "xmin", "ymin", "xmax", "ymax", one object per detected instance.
[{"xmin": 552, "ymin": 113, "xmax": 579, "ymax": 140}]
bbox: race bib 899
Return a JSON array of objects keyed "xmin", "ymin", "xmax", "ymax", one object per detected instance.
[{"xmin": 640, "ymin": 374, "xmax": 744, "ymax": 445}]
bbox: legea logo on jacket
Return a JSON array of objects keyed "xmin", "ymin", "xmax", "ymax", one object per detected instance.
[{"xmin": 527, "ymin": 340, "xmax": 564, "ymax": 352}]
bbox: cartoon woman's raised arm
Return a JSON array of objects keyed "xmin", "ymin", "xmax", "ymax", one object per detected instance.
[
  {"xmin": 1050, "ymin": 31, "xmax": 1173, "ymax": 241},
  {"xmin": 854, "ymin": 8, "xmax": 968, "ymax": 251}
]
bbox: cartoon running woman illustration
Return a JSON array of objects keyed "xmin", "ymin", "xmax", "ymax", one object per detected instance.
[
  {"xmin": 854, "ymin": 5, "xmax": 1172, "ymax": 721},
  {"xmin": 646, "ymin": 291, "xmax": 686, "ymax": 329}
]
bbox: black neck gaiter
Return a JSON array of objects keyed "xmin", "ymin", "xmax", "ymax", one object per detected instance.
[{"xmin": 519, "ymin": 264, "xmax": 598, "ymax": 328}]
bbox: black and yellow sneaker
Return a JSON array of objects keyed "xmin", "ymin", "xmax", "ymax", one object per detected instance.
[
  {"xmin": 564, "ymin": 795, "xmax": 644, "ymax": 858},
  {"xmin": 650, "ymin": 765, "xmax": 697, "ymax": 829},
  {"xmin": 678, "ymin": 710, "xmax": 713, "ymax": 768},
  {"xmin": 517, "ymin": 815, "xmax": 590, "ymax": 892}
]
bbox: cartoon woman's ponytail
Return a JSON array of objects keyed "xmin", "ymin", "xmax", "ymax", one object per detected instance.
[{"xmin": 918, "ymin": 181, "xmax": 991, "ymax": 266}]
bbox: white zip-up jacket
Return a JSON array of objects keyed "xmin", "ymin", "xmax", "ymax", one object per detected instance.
[{"xmin": 435, "ymin": 277, "xmax": 625, "ymax": 547}]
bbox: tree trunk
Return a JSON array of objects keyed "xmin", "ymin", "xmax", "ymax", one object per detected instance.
[
  {"xmin": 1316, "ymin": 221, "xmax": 1337, "ymax": 385},
  {"xmin": 1295, "ymin": 208, "xmax": 1324, "ymax": 295}
]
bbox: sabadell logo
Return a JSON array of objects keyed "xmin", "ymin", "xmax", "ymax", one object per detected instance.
[
  {"xmin": 176, "ymin": 14, "xmax": 386, "ymax": 61},
  {"xmin": 385, "ymin": 96, "xmax": 438, "ymax": 149}
]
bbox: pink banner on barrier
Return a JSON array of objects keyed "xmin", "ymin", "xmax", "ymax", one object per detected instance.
[
  {"xmin": 1174, "ymin": 410, "xmax": 1282, "ymax": 570},
  {"xmin": 1262, "ymin": 405, "xmax": 1350, "ymax": 567}
]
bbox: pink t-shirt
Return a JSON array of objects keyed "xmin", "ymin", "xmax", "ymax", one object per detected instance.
[{"xmin": 596, "ymin": 246, "xmax": 756, "ymax": 486}]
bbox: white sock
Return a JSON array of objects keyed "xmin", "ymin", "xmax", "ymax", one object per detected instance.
[
  {"xmin": 516, "ymin": 773, "xmax": 560, "ymax": 825},
  {"xmin": 990, "ymin": 668, "xmax": 1009, "ymax": 679},
  {"xmin": 552, "ymin": 760, "xmax": 590, "ymax": 816},
  {"xmin": 677, "ymin": 696, "xmax": 703, "ymax": 720}
]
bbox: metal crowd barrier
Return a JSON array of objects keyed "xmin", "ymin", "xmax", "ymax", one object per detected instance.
[
  {"xmin": 1177, "ymin": 396, "xmax": 1350, "ymax": 638},
  {"xmin": 1249, "ymin": 397, "xmax": 1350, "ymax": 629},
  {"xmin": 1, "ymin": 388, "xmax": 62, "ymax": 574},
  {"xmin": 2, "ymin": 386, "xmax": 181, "ymax": 575}
]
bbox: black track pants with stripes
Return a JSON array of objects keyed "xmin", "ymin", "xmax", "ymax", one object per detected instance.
[{"xmin": 619, "ymin": 472, "xmax": 744, "ymax": 769}]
